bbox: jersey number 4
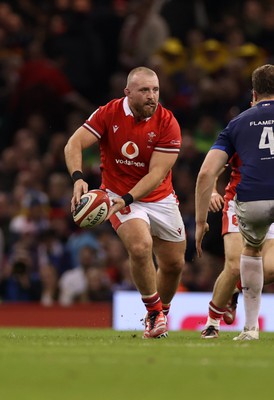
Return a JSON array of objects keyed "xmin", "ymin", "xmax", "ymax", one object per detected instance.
[{"xmin": 259, "ymin": 127, "xmax": 274, "ymax": 155}]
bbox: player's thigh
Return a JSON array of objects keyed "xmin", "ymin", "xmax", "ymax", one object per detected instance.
[
  {"xmin": 223, "ymin": 232, "xmax": 242, "ymax": 275},
  {"xmin": 153, "ymin": 237, "xmax": 186, "ymax": 272},
  {"xmin": 117, "ymin": 218, "xmax": 153, "ymax": 257}
]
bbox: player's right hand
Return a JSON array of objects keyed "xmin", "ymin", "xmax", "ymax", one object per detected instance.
[
  {"xmin": 71, "ymin": 180, "xmax": 88, "ymax": 212},
  {"xmin": 209, "ymin": 192, "xmax": 224, "ymax": 212}
]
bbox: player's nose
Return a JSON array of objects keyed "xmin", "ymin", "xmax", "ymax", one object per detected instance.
[{"xmin": 147, "ymin": 89, "xmax": 156, "ymax": 99}]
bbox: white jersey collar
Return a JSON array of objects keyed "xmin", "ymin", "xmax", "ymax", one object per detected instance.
[
  {"xmin": 123, "ymin": 97, "xmax": 133, "ymax": 116},
  {"xmin": 123, "ymin": 97, "xmax": 153, "ymax": 121}
]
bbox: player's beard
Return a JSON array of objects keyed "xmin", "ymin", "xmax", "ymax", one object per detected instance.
[{"xmin": 134, "ymin": 102, "xmax": 157, "ymax": 119}]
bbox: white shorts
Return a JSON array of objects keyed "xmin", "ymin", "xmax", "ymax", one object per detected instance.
[
  {"xmin": 107, "ymin": 190, "xmax": 185, "ymax": 242},
  {"xmin": 222, "ymin": 199, "xmax": 274, "ymax": 240},
  {"xmin": 235, "ymin": 198, "xmax": 274, "ymax": 247}
]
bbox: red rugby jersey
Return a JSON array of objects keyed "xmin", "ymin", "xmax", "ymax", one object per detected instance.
[{"xmin": 83, "ymin": 97, "xmax": 182, "ymax": 202}]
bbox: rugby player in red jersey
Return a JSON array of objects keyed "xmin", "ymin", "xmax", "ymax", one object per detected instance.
[{"xmin": 64, "ymin": 67, "xmax": 186, "ymax": 338}]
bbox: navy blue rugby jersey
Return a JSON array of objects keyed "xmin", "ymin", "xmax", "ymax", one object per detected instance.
[{"xmin": 211, "ymin": 100, "xmax": 274, "ymax": 202}]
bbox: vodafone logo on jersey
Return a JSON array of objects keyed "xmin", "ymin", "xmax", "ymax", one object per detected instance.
[
  {"xmin": 121, "ymin": 141, "xmax": 139, "ymax": 159},
  {"xmin": 115, "ymin": 141, "xmax": 145, "ymax": 167}
]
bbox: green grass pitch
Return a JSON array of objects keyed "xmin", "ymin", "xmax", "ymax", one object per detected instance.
[{"xmin": 0, "ymin": 328, "xmax": 273, "ymax": 400}]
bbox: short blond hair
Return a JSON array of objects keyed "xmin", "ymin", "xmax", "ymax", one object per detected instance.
[{"xmin": 126, "ymin": 67, "xmax": 157, "ymax": 88}]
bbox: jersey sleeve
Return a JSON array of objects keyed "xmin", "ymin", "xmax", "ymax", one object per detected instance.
[
  {"xmin": 211, "ymin": 122, "xmax": 236, "ymax": 159},
  {"xmin": 154, "ymin": 112, "xmax": 182, "ymax": 154},
  {"xmin": 83, "ymin": 106, "xmax": 106, "ymax": 140}
]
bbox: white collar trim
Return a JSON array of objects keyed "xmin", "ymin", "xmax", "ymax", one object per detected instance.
[
  {"xmin": 123, "ymin": 97, "xmax": 152, "ymax": 121},
  {"xmin": 123, "ymin": 97, "xmax": 133, "ymax": 116}
]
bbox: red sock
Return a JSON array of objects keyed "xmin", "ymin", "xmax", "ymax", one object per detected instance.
[
  {"xmin": 209, "ymin": 301, "xmax": 226, "ymax": 320},
  {"xmin": 162, "ymin": 303, "xmax": 170, "ymax": 316},
  {"xmin": 142, "ymin": 292, "xmax": 162, "ymax": 313},
  {"xmin": 236, "ymin": 280, "xmax": 242, "ymax": 292}
]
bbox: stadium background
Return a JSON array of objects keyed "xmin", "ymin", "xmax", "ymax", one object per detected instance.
[{"xmin": 1, "ymin": 0, "xmax": 274, "ymax": 325}]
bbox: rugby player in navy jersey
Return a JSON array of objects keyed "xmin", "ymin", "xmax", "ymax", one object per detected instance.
[{"xmin": 195, "ymin": 64, "xmax": 274, "ymax": 340}]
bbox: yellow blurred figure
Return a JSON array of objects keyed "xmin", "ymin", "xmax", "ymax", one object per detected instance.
[
  {"xmin": 154, "ymin": 37, "xmax": 187, "ymax": 75},
  {"xmin": 233, "ymin": 43, "xmax": 267, "ymax": 78},
  {"xmin": 193, "ymin": 39, "xmax": 229, "ymax": 75}
]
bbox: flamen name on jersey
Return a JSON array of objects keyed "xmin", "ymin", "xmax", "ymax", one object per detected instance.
[{"xmin": 250, "ymin": 120, "xmax": 274, "ymax": 126}]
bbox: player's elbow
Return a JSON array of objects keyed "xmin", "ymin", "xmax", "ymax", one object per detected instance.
[
  {"xmin": 64, "ymin": 141, "xmax": 72, "ymax": 160},
  {"xmin": 64, "ymin": 136, "xmax": 79, "ymax": 157},
  {"xmin": 200, "ymin": 169, "xmax": 209, "ymax": 180},
  {"xmin": 64, "ymin": 142, "xmax": 69, "ymax": 156},
  {"xmin": 197, "ymin": 167, "xmax": 216, "ymax": 188}
]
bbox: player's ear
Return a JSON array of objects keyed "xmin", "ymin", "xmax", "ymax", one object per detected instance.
[{"xmin": 124, "ymin": 87, "xmax": 129, "ymax": 96}]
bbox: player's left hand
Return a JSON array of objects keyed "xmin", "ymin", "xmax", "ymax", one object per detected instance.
[
  {"xmin": 195, "ymin": 222, "xmax": 209, "ymax": 258},
  {"xmin": 209, "ymin": 192, "xmax": 224, "ymax": 212},
  {"xmin": 106, "ymin": 197, "xmax": 126, "ymax": 220}
]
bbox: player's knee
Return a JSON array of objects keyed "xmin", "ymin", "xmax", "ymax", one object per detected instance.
[
  {"xmin": 225, "ymin": 257, "xmax": 240, "ymax": 278},
  {"xmin": 127, "ymin": 239, "xmax": 153, "ymax": 260},
  {"xmin": 162, "ymin": 258, "xmax": 184, "ymax": 275}
]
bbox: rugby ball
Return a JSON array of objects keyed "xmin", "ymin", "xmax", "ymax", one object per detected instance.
[{"xmin": 73, "ymin": 189, "xmax": 111, "ymax": 228}]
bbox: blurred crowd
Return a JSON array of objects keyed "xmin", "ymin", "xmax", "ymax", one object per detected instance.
[{"xmin": 1, "ymin": 0, "xmax": 274, "ymax": 306}]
